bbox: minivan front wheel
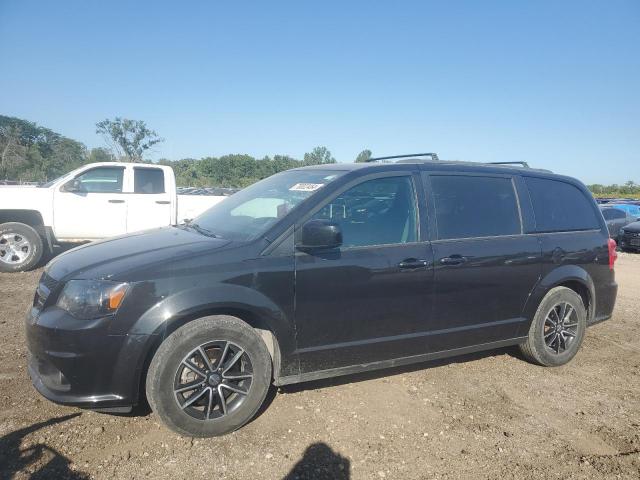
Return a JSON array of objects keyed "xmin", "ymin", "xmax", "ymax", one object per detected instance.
[
  {"xmin": 519, "ymin": 286, "xmax": 587, "ymax": 367},
  {"xmin": 146, "ymin": 315, "xmax": 272, "ymax": 437}
]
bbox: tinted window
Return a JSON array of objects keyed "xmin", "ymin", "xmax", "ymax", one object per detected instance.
[
  {"xmin": 602, "ymin": 208, "xmax": 625, "ymax": 220},
  {"xmin": 525, "ymin": 177, "xmax": 599, "ymax": 232},
  {"xmin": 311, "ymin": 176, "xmax": 417, "ymax": 248},
  {"xmin": 431, "ymin": 175, "xmax": 520, "ymax": 240},
  {"xmin": 134, "ymin": 168, "xmax": 165, "ymax": 194},
  {"xmin": 72, "ymin": 167, "xmax": 124, "ymax": 193}
]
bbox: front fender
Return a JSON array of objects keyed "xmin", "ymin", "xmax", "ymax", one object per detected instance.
[{"xmin": 127, "ymin": 282, "xmax": 298, "ymax": 377}]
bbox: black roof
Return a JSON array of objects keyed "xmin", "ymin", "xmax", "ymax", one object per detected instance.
[
  {"xmin": 295, "ymin": 159, "xmax": 553, "ymax": 177},
  {"xmin": 292, "ymin": 159, "xmax": 593, "ymax": 189}
]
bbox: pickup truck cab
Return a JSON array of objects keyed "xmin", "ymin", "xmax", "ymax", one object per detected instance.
[{"xmin": 0, "ymin": 162, "xmax": 226, "ymax": 272}]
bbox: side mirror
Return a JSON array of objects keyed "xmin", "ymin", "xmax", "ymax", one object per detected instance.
[
  {"xmin": 63, "ymin": 178, "xmax": 82, "ymax": 192},
  {"xmin": 297, "ymin": 220, "xmax": 342, "ymax": 251}
]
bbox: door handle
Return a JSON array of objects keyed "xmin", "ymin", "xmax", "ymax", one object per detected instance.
[
  {"xmin": 108, "ymin": 199, "xmax": 125, "ymax": 203},
  {"xmin": 398, "ymin": 258, "xmax": 430, "ymax": 269},
  {"xmin": 155, "ymin": 200, "xmax": 170, "ymax": 204},
  {"xmin": 440, "ymin": 255, "xmax": 467, "ymax": 266}
]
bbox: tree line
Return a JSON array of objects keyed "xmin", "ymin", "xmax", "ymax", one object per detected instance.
[
  {"xmin": 0, "ymin": 115, "xmax": 367, "ymax": 187},
  {"xmin": 1, "ymin": 114, "xmax": 636, "ymax": 196}
]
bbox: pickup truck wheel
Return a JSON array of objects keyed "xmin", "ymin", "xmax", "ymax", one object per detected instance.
[
  {"xmin": 146, "ymin": 315, "xmax": 272, "ymax": 437},
  {"xmin": 0, "ymin": 222, "xmax": 44, "ymax": 273},
  {"xmin": 519, "ymin": 286, "xmax": 586, "ymax": 367}
]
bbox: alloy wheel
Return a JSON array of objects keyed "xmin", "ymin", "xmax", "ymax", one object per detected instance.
[
  {"xmin": 173, "ymin": 341, "xmax": 253, "ymax": 420},
  {"xmin": 0, "ymin": 233, "xmax": 31, "ymax": 266},
  {"xmin": 543, "ymin": 302, "xmax": 578, "ymax": 354}
]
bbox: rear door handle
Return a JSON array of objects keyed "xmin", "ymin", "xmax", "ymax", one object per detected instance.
[
  {"xmin": 440, "ymin": 255, "xmax": 467, "ymax": 265},
  {"xmin": 155, "ymin": 200, "xmax": 170, "ymax": 204},
  {"xmin": 108, "ymin": 199, "xmax": 125, "ymax": 203},
  {"xmin": 398, "ymin": 258, "xmax": 430, "ymax": 269}
]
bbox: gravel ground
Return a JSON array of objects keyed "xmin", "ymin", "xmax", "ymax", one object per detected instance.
[{"xmin": 0, "ymin": 253, "xmax": 639, "ymax": 479}]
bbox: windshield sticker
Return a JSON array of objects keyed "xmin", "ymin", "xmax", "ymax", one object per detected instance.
[{"xmin": 289, "ymin": 183, "xmax": 325, "ymax": 192}]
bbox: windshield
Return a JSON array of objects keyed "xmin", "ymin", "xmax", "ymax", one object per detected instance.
[{"xmin": 190, "ymin": 169, "xmax": 345, "ymax": 241}]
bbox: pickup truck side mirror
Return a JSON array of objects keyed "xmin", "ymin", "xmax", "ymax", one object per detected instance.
[
  {"xmin": 62, "ymin": 178, "xmax": 82, "ymax": 193},
  {"xmin": 297, "ymin": 220, "xmax": 343, "ymax": 251}
]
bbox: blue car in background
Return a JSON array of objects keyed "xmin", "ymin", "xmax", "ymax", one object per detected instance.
[{"xmin": 610, "ymin": 203, "xmax": 640, "ymax": 220}]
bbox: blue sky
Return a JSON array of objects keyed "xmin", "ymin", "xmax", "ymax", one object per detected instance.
[{"xmin": 1, "ymin": 0, "xmax": 638, "ymax": 184}]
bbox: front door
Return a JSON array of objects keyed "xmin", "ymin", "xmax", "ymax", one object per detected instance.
[
  {"xmin": 425, "ymin": 173, "xmax": 541, "ymax": 350},
  {"xmin": 53, "ymin": 166, "xmax": 128, "ymax": 240},
  {"xmin": 294, "ymin": 173, "xmax": 435, "ymax": 373}
]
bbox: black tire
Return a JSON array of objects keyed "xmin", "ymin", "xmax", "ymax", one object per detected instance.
[
  {"xmin": 519, "ymin": 286, "xmax": 587, "ymax": 367},
  {"xmin": 0, "ymin": 222, "xmax": 44, "ymax": 273},
  {"xmin": 146, "ymin": 315, "xmax": 272, "ymax": 437}
]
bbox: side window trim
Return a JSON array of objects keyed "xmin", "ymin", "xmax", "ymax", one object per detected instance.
[
  {"xmin": 295, "ymin": 171, "xmax": 422, "ymax": 250},
  {"xmin": 423, "ymin": 172, "xmax": 523, "ymax": 241},
  {"xmin": 61, "ymin": 166, "xmax": 126, "ymax": 194}
]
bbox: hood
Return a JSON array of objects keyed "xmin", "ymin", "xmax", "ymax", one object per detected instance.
[
  {"xmin": 0, "ymin": 185, "xmax": 52, "ymax": 205},
  {"xmin": 46, "ymin": 226, "xmax": 232, "ymax": 281},
  {"xmin": 622, "ymin": 221, "xmax": 640, "ymax": 234}
]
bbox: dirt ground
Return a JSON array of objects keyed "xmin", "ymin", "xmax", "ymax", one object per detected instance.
[{"xmin": 0, "ymin": 254, "xmax": 639, "ymax": 480}]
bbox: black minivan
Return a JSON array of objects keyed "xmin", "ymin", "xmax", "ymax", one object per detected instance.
[{"xmin": 26, "ymin": 156, "xmax": 618, "ymax": 437}]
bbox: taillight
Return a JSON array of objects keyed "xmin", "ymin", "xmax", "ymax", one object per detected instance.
[{"xmin": 608, "ymin": 238, "xmax": 618, "ymax": 270}]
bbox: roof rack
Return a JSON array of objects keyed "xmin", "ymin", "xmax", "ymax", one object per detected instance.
[
  {"xmin": 486, "ymin": 161, "xmax": 530, "ymax": 168},
  {"xmin": 363, "ymin": 154, "xmax": 536, "ymax": 170},
  {"xmin": 365, "ymin": 152, "xmax": 440, "ymax": 163}
]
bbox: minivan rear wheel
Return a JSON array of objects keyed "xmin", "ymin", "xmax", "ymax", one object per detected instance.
[
  {"xmin": 519, "ymin": 286, "xmax": 587, "ymax": 367},
  {"xmin": 146, "ymin": 315, "xmax": 272, "ymax": 437}
]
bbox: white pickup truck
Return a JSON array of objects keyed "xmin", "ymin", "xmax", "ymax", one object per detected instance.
[{"xmin": 0, "ymin": 162, "xmax": 227, "ymax": 272}]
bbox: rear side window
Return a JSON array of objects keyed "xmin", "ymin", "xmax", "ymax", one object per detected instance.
[
  {"xmin": 525, "ymin": 177, "xmax": 599, "ymax": 232},
  {"xmin": 134, "ymin": 168, "xmax": 165, "ymax": 194},
  {"xmin": 602, "ymin": 208, "xmax": 625, "ymax": 220},
  {"xmin": 431, "ymin": 175, "xmax": 521, "ymax": 240}
]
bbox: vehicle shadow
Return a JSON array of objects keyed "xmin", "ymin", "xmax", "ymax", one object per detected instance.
[
  {"xmin": 0, "ymin": 413, "xmax": 89, "ymax": 480},
  {"xmin": 282, "ymin": 442, "xmax": 350, "ymax": 480},
  {"xmin": 279, "ymin": 345, "xmax": 522, "ymax": 394}
]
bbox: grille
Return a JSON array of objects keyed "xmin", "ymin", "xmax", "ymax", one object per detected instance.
[
  {"xmin": 40, "ymin": 273, "xmax": 59, "ymax": 291},
  {"xmin": 33, "ymin": 273, "xmax": 60, "ymax": 310}
]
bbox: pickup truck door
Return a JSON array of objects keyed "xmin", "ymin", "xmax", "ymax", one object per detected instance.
[
  {"xmin": 53, "ymin": 166, "xmax": 128, "ymax": 240},
  {"xmin": 126, "ymin": 167, "xmax": 173, "ymax": 233}
]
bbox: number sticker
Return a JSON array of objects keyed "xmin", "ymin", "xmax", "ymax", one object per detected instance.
[{"xmin": 289, "ymin": 183, "xmax": 324, "ymax": 192}]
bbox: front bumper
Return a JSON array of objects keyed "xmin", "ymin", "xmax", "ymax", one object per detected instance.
[
  {"xmin": 25, "ymin": 305, "xmax": 153, "ymax": 411},
  {"xmin": 618, "ymin": 232, "xmax": 640, "ymax": 251}
]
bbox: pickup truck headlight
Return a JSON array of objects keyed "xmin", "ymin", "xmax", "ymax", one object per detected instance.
[{"xmin": 56, "ymin": 280, "xmax": 129, "ymax": 319}]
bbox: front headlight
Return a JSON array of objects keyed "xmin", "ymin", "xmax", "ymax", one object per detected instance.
[{"xmin": 56, "ymin": 280, "xmax": 129, "ymax": 319}]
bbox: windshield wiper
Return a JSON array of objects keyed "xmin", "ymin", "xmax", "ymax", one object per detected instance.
[{"xmin": 185, "ymin": 222, "xmax": 220, "ymax": 238}]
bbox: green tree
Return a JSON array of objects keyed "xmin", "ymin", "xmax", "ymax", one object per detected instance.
[
  {"xmin": 88, "ymin": 147, "xmax": 113, "ymax": 163},
  {"xmin": 303, "ymin": 146, "xmax": 336, "ymax": 165},
  {"xmin": 96, "ymin": 117, "xmax": 163, "ymax": 162},
  {"xmin": 355, "ymin": 149, "xmax": 372, "ymax": 163}
]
